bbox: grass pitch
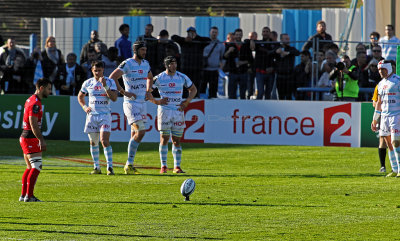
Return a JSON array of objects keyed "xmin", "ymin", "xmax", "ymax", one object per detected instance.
[{"xmin": 0, "ymin": 138, "xmax": 398, "ymax": 240}]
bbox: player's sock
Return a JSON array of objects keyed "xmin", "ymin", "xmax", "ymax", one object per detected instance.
[
  {"xmin": 172, "ymin": 145, "xmax": 182, "ymax": 168},
  {"xmin": 394, "ymin": 146, "xmax": 400, "ymax": 173},
  {"xmin": 27, "ymin": 168, "xmax": 40, "ymax": 197},
  {"xmin": 159, "ymin": 144, "xmax": 168, "ymax": 167},
  {"xmin": 90, "ymin": 145, "xmax": 100, "ymax": 169},
  {"xmin": 388, "ymin": 149, "xmax": 398, "ymax": 173},
  {"xmin": 104, "ymin": 146, "xmax": 113, "ymax": 169},
  {"xmin": 127, "ymin": 139, "xmax": 140, "ymax": 165},
  {"xmin": 21, "ymin": 168, "xmax": 30, "ymax": 197},
  {"xmin": 379, "ymin": 148, "xmax": 387, "ymax": 168}
]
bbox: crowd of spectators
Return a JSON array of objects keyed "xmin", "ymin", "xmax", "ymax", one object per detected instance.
[{"xmin": 0, "ymin": 21, "xmax": 399, "ymax": 101}]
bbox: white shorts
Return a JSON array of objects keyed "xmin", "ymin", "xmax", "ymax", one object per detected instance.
[
  {"xmin": 379, "ymin": 115, "xmax": 400, "ymax": 138},
  {"xmin": 123, "ymin": 102, "xmax": 147, "ymax": 125},
  {"xmin": 84, "ymin": 113, "xmax": 112, "ymax": 133},
  {"xmin": 157, "ymin": 107, "xmax": 185, "ymax": 132}
]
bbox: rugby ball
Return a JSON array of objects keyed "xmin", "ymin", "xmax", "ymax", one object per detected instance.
[{"xmin": 180, "ymin": 178, "xmax": 196, "ymax": 197}]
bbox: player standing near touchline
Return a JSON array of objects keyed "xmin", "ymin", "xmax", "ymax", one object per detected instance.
[
  {"xmin": 147, "ymin": 56, "xmax": 197, "ymax": 174},
  {"xmin": 371, "ymin": 60, "xmax": 400, "ymax": 177},
  {"xmin": 19, "ymin": 78, "xmax": 52, "ymax": 202},
  {"xmin": 78, "ymin": 61, "xmax": 118, "ymax": 175}
]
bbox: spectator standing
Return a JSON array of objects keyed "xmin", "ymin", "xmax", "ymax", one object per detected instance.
[
  {"xmin": 0, "ymin": 38, "xmax": 26, "ymax": 93},
  {"xmin": 172, "ymin": 26, "xmax": 210, "ymax": 97},
  {"xmin": 103, "ymin": 47, "xmax": 119, "ymax": 77},
  {"xmin": 379, "ymin": 25, "xmax": 400, "ymax": 61},
  {"xmin": 24, "ymin": 47, "xmax": 44, "ymax": 94},
  {"xmin": 81, "ymin": 49, "xmax": 98, "ymax": 79},
  {"xmin": 247, "ymin": 31, "xmax": 257, "ymax": 99},
  {"xmin": 56, "ymin": 53, "xmax": 86, "ymax": 96},
  {"xmin": 294, "ymin": 50, "xmax": 312, "ymax": 100},
  {"xmin": 366, "ymin": 31, "xmax": 380, "ymax": 56},
  {"xmin": 80, "ymin": 30, "xmax": 107, "ymax": 64},
  {"xmin": 275, "ymin": 33, "xmax": 300, "ymax": 100},
  {"xmin": 369, "ymin": 45, "xmax": 384, "ymax": 62},
  {"xmin": 41, "ymin": 36, "xmax": 64, "ymax": 94},
  {"xmin": 329, "ymin": 56, "xmax": 359, "ymax": 102},
  {"xmin": 137, "ymin": 24, "xmax": 158, "ymax": 72},
  {"xmin": 224, "ymin": 28, "xmax": 252, "ymax": 99},
  {"xmin": 115, "ymin": 24, "xmax": 132, "ymax": 60},
  {"xmin": 200, "ymin": 26, "xmax": 225, "ymax": 98},
  {"xmin": 302, "ymin": 20, "xmax": 333, "ymax": 53},
  {"xmin": 155, "ymin": 29, "xmax": 180, "ymax": 76},
  {"xmin": 254, "ymin": 27, "xmax": 278, "ymax": 99}
]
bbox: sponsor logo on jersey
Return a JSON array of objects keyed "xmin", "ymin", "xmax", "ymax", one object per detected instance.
[
  {"xmin": 169, "ymin": 83, "xmax": 176, "ymax": 87},
  {"xmin": 94, "ymin": 86, "xmax": 102, "ymax": 90},
  {"xmin": 130, "ymin": 83, "xmax": 147, "ymax": 89},
  {"xmin": 90, "ymin": 100, "xmax": 109, "ymax": 105},
  {"xmin": 138, "ymin": 69, "xmax": 143, "ymax": 74}
]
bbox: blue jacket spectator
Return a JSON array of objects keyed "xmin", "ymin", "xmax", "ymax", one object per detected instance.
[{"xmin": 115, "ymin": 24, "xmax": 132, "ymax": 60}]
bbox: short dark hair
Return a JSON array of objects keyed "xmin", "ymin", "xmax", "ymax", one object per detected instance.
[
  {"xmin": 317, "ymin": 20, "xmax": 326, "ymax": 26},
  {"xmin": 119, "ymin": 24, "xmax": 130, "ymax": 33},
  {"xmin": 36, "ymin": 78, "xmax": 52, "ymax": 90},
  {"xmin": 370, "ymin": 31, "xmax": 380, "ymax": 40},
  {"xmin": 159, "ymin": 29, "xmax": 169, "ymax": 37},
  {"xmin": 386, "ymin": 24, "xmax": 394, "ymax": 31},
  {"xmin": 210, "ymin": 26, "xmax": 218, "ymax": 31},
  {"xmin": 233, "ymin": 28, "xmax": 243, "ymax": 34},
  {"xmin": 146, "ymin": 23, "xmax": 154, "ymax": 30},
  {"xmin": 91, "ymin": 60, "xmax": 104, "ymax": 69},
  {"xmin": 66, "ymin": 52, "xmax": 77, "ymax": 59}
]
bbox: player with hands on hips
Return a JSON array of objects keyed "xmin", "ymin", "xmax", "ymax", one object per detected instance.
[
  {"xmin": 78, "ymin": 61, "xmax": 118, "ymax": 175},
  {"xmin": 147, "ymin": 56, "xmax": 197, "ymax": 174},
  {"xmin": 371, "ymin": 60, "xmax": 400, "ymax": 177},
  {"xmin": 109, "ymin": 41, "xmax": 153, "ymax": 174}
]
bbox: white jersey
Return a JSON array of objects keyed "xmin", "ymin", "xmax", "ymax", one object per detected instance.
[
  {"xmin": 80, "ymin": 77, "xmax": 117, "ymax": 115},
  {"xmin": 153, "ymin": 71, "xmax": 193, "ymax": 111},
  {"xmin": 118, "ymin": 58, "xmax": 151, "ymax": 104},
  {"xmin": 378, "ymin": 74, "xmax": 400, "ymax": 116}
]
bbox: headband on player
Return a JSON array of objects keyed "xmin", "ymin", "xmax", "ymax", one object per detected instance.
[
  {"xmin": 378, "ymin": 60, "xmax": 393, "ymax": 75},
  {"xmin": 133, "ymin": 41, "xmax": 146, "ymax": 53}
]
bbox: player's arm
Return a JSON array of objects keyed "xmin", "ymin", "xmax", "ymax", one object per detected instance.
[
  {"xmin": 146, "ymin": 73, "xmax": 168, "ymax": 105},
  {"xmin": 29, "ymin": 116, "xmax": 46, "ymax": 152},
  {"xmin": 371, "ymin": 95, "xmax": 382, "ymax": 132},
  {"xmin": 100, "ymin": 77, "xmax": 118, "ymax": 102},
  {"xmin": 77, "ymin": 91, "xmax": 91, "ymax": 113},
  {"xmin": 179, "ymin": 84, "xmax": 197, "ymax": 111},
  {"xmin": 109, "ymin": 68, "xmax": 136, "ymax": 98}
]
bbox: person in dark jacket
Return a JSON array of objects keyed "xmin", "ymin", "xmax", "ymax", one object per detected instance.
[
  {"xmin": 172, "ymin": 26, "xmax": 210, "ymax": 97},
  {"xmin": 56, "ymin": 53, "xmax": 86, "ymax": 96},
  {"xmin": 275, "ymin": 33, "xmax": 300, "ymax": 100},
  {"xmin": 0, "ymin": 38, "xmax": 26, "ymax": 93},
  {"xmin": 302, "ymin": 20, "xmax": 332, "ymax": 53},
  {"xmin": 41, "ymin": 36, "xmax": 64, "ymax": 91},
  {"xmin": 224, "ymin": 28, "xmax": 253, "ymax": 99}
]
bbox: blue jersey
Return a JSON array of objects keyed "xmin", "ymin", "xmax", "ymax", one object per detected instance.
[
  {"xmin": 80, "ymin": 77, "xmax": 117, "ymax": 115},
  {"xmin": 153, "ymin": 71, "xmax": 193, "ymax": 110},
  {"xmin": 118, "ymin": 58, "xmax": 151, "ymax": 104},
  {"xmin": 378, "ymin": 74, "xmax": 400, "ymax": 116}
]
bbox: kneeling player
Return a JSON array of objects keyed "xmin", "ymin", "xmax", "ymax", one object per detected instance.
[
  {"xmin": 19, "ymin": 78, "xmax": 52, "ymax": 202},
  {"xmin": 147, "ymin": 56, "xmax": 197, "ymax": 173},
  {"xmin": 78, "ymin": 61, "xmax": 118, "ymax": 175}
]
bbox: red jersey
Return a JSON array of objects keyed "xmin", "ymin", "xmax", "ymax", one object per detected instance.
[{"xmin": 22, "ymin": 94, "xmax": 43, "ymax": 131}]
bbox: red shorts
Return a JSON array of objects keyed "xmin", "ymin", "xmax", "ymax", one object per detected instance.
[{"xmin": 19, "ymin": 137, "xmax": 41, "ymax": 154}]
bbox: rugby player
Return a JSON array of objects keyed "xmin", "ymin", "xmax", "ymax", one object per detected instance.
[
  {"xmin": 78, "ymin": 61, "xmax": 118, "ymax": 175},
  {"xmin": 147, "ymin": 56, "xmax": 197, "ymax": 173},
  {"xmin": 371, "ymin": 60, "xmax": 400, "ymax": 177},
  {"xmin": 19, "ymin": 78, "xmax": 52, "ymax": 202}
]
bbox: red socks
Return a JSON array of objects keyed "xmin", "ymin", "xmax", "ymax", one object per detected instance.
[
  {"xmin": 21, "ymin": 168, "xmax": 31, "ymax": 196},
  {"xmin": 26, "ymin": 168, "xmax": 40, "ymax": 197}
]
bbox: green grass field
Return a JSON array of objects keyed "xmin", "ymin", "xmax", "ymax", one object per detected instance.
[{"xmin": 0, "ymin": 138, "xmax": 398, "ymax": 240}]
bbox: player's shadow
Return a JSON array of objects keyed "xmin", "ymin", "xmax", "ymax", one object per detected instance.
[
  {"xmin": 0, "ymin": 221, "xmax": 116, "ymax": 227},
  {"xmin": 0, "ymin": 228, "xmax": 223, "ymax": 240}
]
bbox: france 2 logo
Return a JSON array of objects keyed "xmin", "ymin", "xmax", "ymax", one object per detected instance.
[
  {"xmin": 181, "ymin": 100, "xmax": 205, "ymax": 143},
  {"xmin": 323, "ymin": 103, "xmax": 353, "ymax": 147}
]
